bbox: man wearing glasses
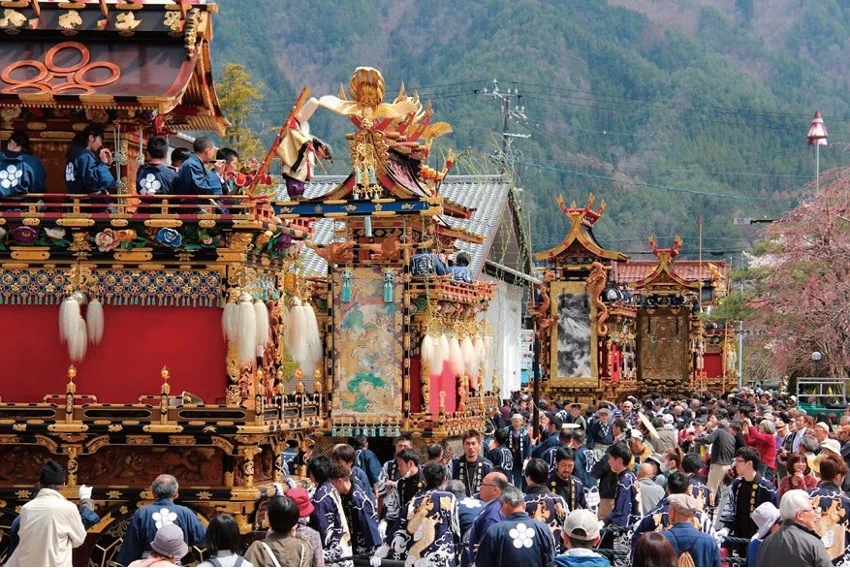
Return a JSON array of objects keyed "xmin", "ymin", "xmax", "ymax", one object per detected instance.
[
  {"xmin": 756, "ymin": 489, "xmax": 831, "ymax": 567},
  {"xmin": 720, "ymin": 447, "xmax": 778, "ymax": 557}
]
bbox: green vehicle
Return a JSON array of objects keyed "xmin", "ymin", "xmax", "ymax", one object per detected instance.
[{"xmin": 796, "ymin": 378, "xmax": 848, "ymax": 418}]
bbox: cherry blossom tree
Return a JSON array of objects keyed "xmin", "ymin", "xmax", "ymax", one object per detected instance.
[{"xmin": 753, "ymin": 168, "xmax": 850, "ymax": 378}]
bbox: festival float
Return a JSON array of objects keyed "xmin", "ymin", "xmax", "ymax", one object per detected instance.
[
  {"xmin": 0, "ymin": 0, "xmax": 507, "ymax": 562},
  {"xmin": 0, "ymin": 1, "xmax": 320, "ymax": 564},
  {"xmin": 273, "ymin": 66, "xmax": 502, "ymax": 456},
  {"xmin": 532, "ymin": 195, "xmax": 734, "ymax": 403}
]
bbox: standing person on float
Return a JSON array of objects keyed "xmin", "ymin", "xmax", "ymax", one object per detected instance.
[
  {"xmin": 720, "ymin": 447, "xmax": 778, "ymax": 557},
  {"xmin": 450, "ymin": 429, "xmax": 493, "ymax": 497}
]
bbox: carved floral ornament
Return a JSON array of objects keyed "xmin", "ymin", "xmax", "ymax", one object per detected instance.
[{"xmin": 1, "ymin": 41, "xmax": 120, "ymax": 95}]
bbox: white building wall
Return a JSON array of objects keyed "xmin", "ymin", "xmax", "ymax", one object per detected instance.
[{"xmin": 481, "ymin": 275, "xmax": 524, "ymax": 397}]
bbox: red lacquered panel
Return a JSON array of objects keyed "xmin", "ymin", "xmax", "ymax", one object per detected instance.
[{"xmin": 0, "ymin": 305, "xmax": 226, "ymax": 403}]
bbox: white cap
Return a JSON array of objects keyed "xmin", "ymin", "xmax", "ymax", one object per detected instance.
[{"xmin": 662, "ymin": 414, "xmax": 674, "ymax": 424}]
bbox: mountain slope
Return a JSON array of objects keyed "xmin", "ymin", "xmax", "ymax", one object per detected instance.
[{"xmin": 210, "ymin": 0, "xmax": 850, "ymax": 257}]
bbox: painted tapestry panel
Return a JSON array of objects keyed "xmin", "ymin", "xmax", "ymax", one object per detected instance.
[
  {"xmin": 637, "ymin": 308, "xmax": 689, "ymax": 382},
  {"xmin": 550, "ymin": 281, "xmax": 597, "ymax": 385},
  {"xmin": 333, "ymin": 267, "xmax": 403, "ymax": 419}
]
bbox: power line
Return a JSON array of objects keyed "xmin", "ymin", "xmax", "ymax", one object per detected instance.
[{"xmin": 516, "ymin": 160, "xmax": 791, "ymax": 202}]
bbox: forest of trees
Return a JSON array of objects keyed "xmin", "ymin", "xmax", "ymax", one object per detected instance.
[{"xmin": 208, "ymin": 0, "xmax": 850, "ymax": 260}]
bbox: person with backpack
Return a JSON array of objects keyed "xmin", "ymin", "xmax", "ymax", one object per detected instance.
[
  {"xmin": 197, "ymin": 514, "xmax": 253, "ymax": 567},
  {"xmin": 659, "ymin": 494, "xmax": 722, "ymax": 567},
  {"xmin": 243, "ymin": 496, "xmax": 312, "ymax": 567}
]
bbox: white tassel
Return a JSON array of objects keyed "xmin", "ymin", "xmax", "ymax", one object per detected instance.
[
  {"xmin": 304, "ymin": 302, "xmax": 323, "ymax": 373},
  {"xmin": 461, "ymin": 336, "xmax": 476, "ymax": 377},
  {"xmin": 87, "ymin": 299, "xmax": 104, "ymax": 345},
  {"xmin": 473, "ymin": 334, "xmax": 485, "ymax": 376},
  {"xmin": 435, "ymin": 333, "xmax": 449, "ymax": 374},
  {"xmin": 69, "ymin": 317, "xmax": 88, "ymax": 362},
  {"xmin": 484, "ymin": 336, "xmax": 493, "ymax": 389},
  {"xmin": 59, "ymin": 297, "xmax": 79, "ymax": 345},
  {"xmin": 421, "ymin": 335, "xmax": 434, "ymax": 370},
  {"xmin": 449, "ymin": 336, "xmax": 464, "ymax": 377},
  {"xmin": 236, "ymin": 292, "xmax": 257, "ymax": 365},
  {"xmin": 254, "ymin": 299, "xmax": 270, "ymax": 350},
  {"xmin": 222, "ymin": 300, "xmax": 237, "ymax": 341},
  {"xmin": 289, "ymin": 301, "xmax": 309, "ymax": 366}
]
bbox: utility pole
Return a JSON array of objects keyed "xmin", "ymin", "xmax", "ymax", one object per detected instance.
[{"xmin": 484, "ymin": 79, "xmax": 529, "ymax": 178}]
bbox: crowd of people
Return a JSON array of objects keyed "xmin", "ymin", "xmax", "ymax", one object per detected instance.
[{"xmin": 9, "ymin": 388, "xmax": 850, "ymax": 567}]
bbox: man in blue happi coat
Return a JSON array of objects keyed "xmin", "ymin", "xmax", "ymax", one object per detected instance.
[
  {"xmin": 330, "ymin": 463, "xmax": 381, "ymax": 557},
  {"xmin": 469, "ymin": 471, "xmax": 508, "ymax": 564},
  {"xmin": 116, "ymin": 474, "xmax": 206, "ymax": 566},
  {"xmin": 476, "ymin": 485, "xmax": 556, "ymax": 567},
  {"xmin": 554, "ymin": 509, "xmax": 611, "ymax": 567},
  {"xmin": 525, "ymin": 457, "xmax": 570, "ymax": 553},
  {"xmin": 549, "ymin": 448, "xmax": 588, "ymax": 512},
  {"xmin": 533, "ymin": 412, "xmax": 564, "ymax": 462},
  {"xmin": 450, "ymin": 429, "xmax": 493, "ymax": 497},
  {"xmin": 136, "ymin": 136, "xmax": 177, "ymax": 195},
  {"xmin": 490, "ymin": 427, "xmax": 515, "ymax": 473},
  {"xmin": 352, "ymin": 435, "xmax": 382, "ymax": 491},
  {"xmin": 332, "ymin": 443, "xmax": 376, "ymax": 505},
  {"xmin": 389, "ymin": 462, "xmax": 460, "ymax": 567},
  {"xmin": 1, "ymin": 130, "xmax": 44, "ymax": 195},
  {"xmin": 309, "ymin": 455, "xmax": 353, "ymax": 566},
  {"xmin": 65, "ymin": 125, "xmax": 115, "ymax": 195},
  {"xmin": 176, "ymin": 136, "xmax": 223, "ymax": 196},
  {"xmin": 569, "ymin": 429, "xmax": 597, "ymax": 490},
  {"xmin": 630, "ymin": 472, "xmax": 715, "ymax": 550},
  {"xmin": 660, "ymin": 493, "xmax": 722, "ymax": 567},
  {"xmin": 508, "ymin": 414, "xmax": 532, "ymax": 487}
]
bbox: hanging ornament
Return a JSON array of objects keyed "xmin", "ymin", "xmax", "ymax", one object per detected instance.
[
  {"xmin": 383, "ymin": 270, "xmax": 394, "ymax": 304},
  {"xmin": 87, "ymin": 295, "xmax": 105, "ymax": 345},
  {"xmin": 236, "ymin": 292, "xmax": 257, "ymax": 365},
  {"xmin": 341, "ymin": 269, "xmax": 352, "ymax": 303},
  {"xmin": 222, "ymin": 288, "xmax": 239, "ymax": 342},
  {"xmin": 448, "ymin": 335, "xmax": 464, "ymax": 377},
  {"xmin": 59, "ymin": 291, "xmax": 88, "ymax": 362},
  {"xmin": 461, "ymin": 336, "xmax": 476, "ymax": 377},
  {"xmin": 473, "ymin": 334, "xmax": 485, "ymax": 376},
  {"xmin": 421, "ymin": 335, "xmax": 434, "ymax": 369},
  {"xmin": 430, "ymin": 333, "xmax": 447, "ymax": 374},
  {"xmin": 254, "ymin": 297, "xmax": 270, "ymax": 355}
]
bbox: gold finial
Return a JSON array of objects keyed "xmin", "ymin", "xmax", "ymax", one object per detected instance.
[
  {"xmin": 67, "ymin": 365, "xmax": 77, "ymax": 380},
  {"xmin": 314, "ymin": 368, "xmax": 324, "ymax": 393},
  {"xmin": 295, "ymin": 369, "xmax": 304, "ymax": 394},
  {"xmin": 161, "ymin": 366, "xmax": 171, "ymax": 396}
]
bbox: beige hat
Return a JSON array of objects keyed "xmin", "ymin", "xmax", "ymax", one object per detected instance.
[
  {"xmin": 149, "ymin": 524, "xmax": 188, "ymax": 559},
  {"xmin": 821, "ymin": 438, "xmax": 842, "ymax": 456},
  {"xmin": 817, "ymin": 422, "xmax": 831, "ymax": 432},
  {"xmin": 668, "ymin": 493, "xmax": 699, "ymax": 517},
  {"xmin": 565, "ymin": 509, "xmax": 600, "ymax": 541}
]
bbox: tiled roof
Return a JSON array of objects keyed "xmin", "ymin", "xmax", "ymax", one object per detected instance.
[
  {"xmin": 288, "ymin": 175, "xmax": 512, "ymax": 277},
  {"xmin": 612, "ymin": 260, "xmax": 730, "ymax": 284}
]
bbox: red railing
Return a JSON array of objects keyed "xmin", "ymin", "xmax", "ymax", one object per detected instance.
[{"xmin": 0, "ymin": 194, "xmax": 279, "ymax": 225}]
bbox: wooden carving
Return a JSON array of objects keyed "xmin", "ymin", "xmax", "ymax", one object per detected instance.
[
  {"xmin": 307, "ymin": 240, "xmax": 355, "ymax": 265},
  {"xmin": 586, "ymin": 262, "xmax": 609, "ymax": 337}
]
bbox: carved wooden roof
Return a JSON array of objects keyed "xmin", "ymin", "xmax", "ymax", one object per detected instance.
[
  {"xmin": 0, "ymin": 1, "xmax": 226, "ymax": 133},
  {"xmin": 533, "ymin": 194, "xmax": 627, "ymax": 263}
]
